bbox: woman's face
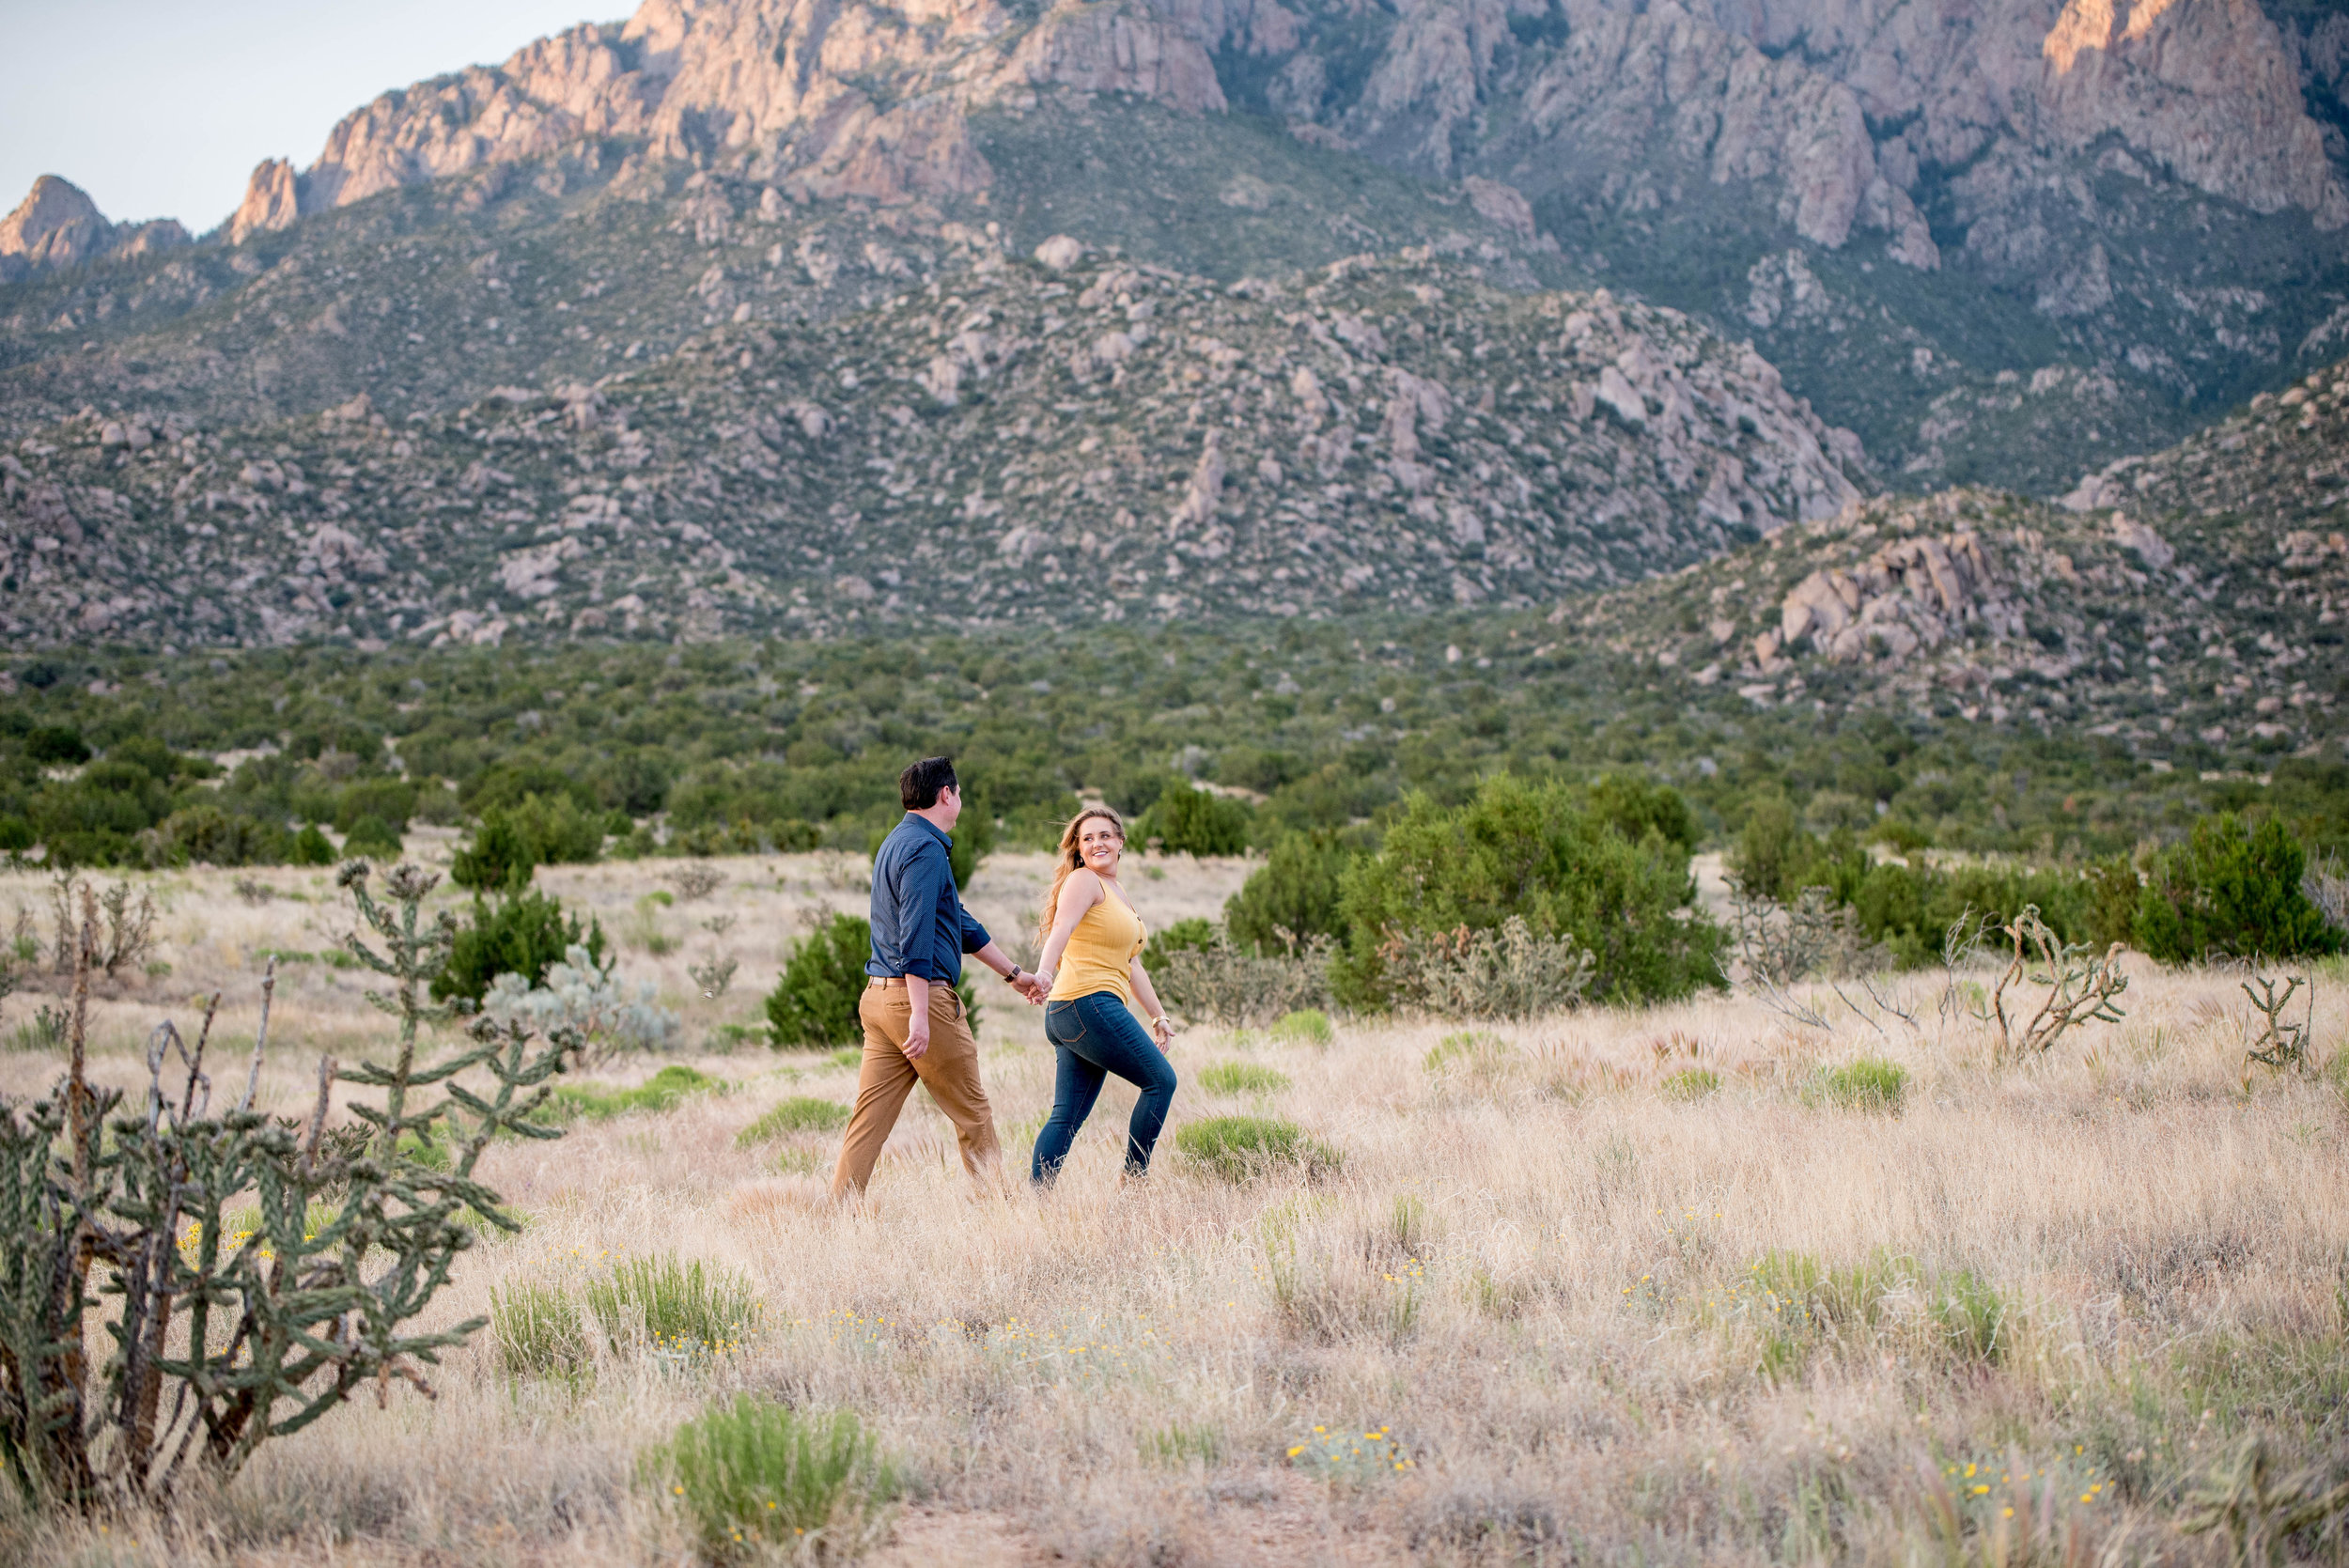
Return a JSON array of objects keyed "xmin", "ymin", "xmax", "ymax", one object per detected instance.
[{"xmin": 1077, "ymin": 816, "xmax": 1124, "ymax": 876}]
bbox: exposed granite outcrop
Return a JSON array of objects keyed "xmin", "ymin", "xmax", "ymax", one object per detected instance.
[{"xmin": 0, "ymin": 177, "xmax": 186, "ymax": 283}]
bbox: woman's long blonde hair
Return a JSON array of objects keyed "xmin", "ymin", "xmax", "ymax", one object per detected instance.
[{"xmin": 1036, "ymin": 806, "xmax": 1126, "ymax": 950}]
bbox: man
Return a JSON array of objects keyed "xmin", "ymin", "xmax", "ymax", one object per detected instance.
[{"xmin": 831, "ymin": 756, "xmax": 1045, "ymax": 1200}]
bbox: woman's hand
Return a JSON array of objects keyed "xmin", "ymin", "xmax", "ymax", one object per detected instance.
[{"xmin": 1149, "ymin": 1014, "xmax": 1174, "ymax": 1049}]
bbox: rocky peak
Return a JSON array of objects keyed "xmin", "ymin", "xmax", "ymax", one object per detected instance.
[
  {"xmin": 226, "ymin": 0, "xmax": 1225, "ymax": 233},
  {"xmin": 0, "ymin": 175, "xmax": 186, "ymax": 282},
  {"xmin": 227, "ymin": 159, "xmax": 301, "ymax": 244},
  {"xmin": 1, "ymin": 176, "xmax": 110, "ymax": 271}
]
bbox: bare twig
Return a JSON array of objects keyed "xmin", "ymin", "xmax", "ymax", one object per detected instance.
[
  {"xmin": 1861, "ymin": 974, "xmax": 1919, "ymax": 1028},
  {"xmin": 1831, "ymin": 982, "xmax": 1888, "ymax": 1038},
  {"xmin": 302, "ymin": 1055, "xmax": 338, "ymax": 1178},
  {"xmin": 239, "ymin": 956, "xmax": 276, "ymax": 1112},
  {"xmin": 1753, "ymin": 977, "xmax": 1834, "ymax": 1031}
]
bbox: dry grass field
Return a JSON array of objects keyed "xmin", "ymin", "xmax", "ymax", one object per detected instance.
[{"xmin": 1, "ymin": 850, "xmax": 2344, "ymax": 1566}]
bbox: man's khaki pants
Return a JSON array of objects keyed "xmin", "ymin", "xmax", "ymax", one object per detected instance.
[{"xmin": 829, "ymin": 981, "xmax": 1002, "ymax": 1200}]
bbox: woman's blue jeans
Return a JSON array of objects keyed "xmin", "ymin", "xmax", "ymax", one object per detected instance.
[{"xmin": 1033, "ymin": 990, "xmax": 1178, "ymax": 1184}]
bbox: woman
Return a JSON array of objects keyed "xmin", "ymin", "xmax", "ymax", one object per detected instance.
[{"xmin": 1029, "ymin": 806, "xmax": 1178, "ymax": 1186}]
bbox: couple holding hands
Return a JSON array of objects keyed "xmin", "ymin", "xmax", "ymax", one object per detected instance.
[{"xmin": 828, "ymin": 756, "xmax": 1178, "ymax": 1201}]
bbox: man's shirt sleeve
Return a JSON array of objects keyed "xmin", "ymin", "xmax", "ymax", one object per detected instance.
[{"xmin": 957, "ymin": 894, "xmax": 991, "ymax": 956}]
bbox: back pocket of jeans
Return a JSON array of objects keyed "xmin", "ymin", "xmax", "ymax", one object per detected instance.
[{"xmin": 1046, "ymin": 1006, "xmax": 1086, "ymax": 1048}]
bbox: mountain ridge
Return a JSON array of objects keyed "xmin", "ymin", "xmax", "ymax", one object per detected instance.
[
  {"xmin": 0, "ymin": 244, "xmax": 1865, "ymax": 649},
  {"xmin": 8, "ymin": 0, "xmax": 2348, "ymax": 497}
]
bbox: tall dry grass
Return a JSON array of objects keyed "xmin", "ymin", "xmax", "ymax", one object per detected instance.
[{"xmin": 0, "ymin": 856, "xmax": 2343, "ymax": 1565}]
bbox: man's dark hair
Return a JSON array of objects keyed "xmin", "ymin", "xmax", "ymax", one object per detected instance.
[{"xmin": 900, "ymin": 756, "xmax": 958, "ymax": 811}]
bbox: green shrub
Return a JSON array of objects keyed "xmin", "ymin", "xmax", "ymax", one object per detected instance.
[
  {"xmin": 1142, "ymin": 917, "xmax": 1217, "ymax": 975},
  {"xmin": 1174, "ymin": 1114, "xmax": 1341, "ymax": 1181},
  {"xmin": 2081, "ymin": 856, "xmax": 2142, "ymax": 950},
  {"xmin": 1269, "ymin": 1009, "xmax": 1332, "ymax": 1047},
  {"xmin": 648, "ymin": 1396, "xmax": 899, "ymax": 1558},
  {"xmin": 949, "ymin": 794, "xmax": 995, "ymax": 889},
  {"xmin": 766, "ymin": 914, "xmax": 872, "ymax": 1048},
  {"xmin": 468, "ymin": 760, "xmax": 598, "ymax": 815},
  {"xmin": 1587, "ymin": 774, "xmax": 1697, "ymax": 853},
  {"xmin": 148, "ymin": 804, "xmax": 291, "ymax": 867},
  {"xmin": 433, "ymin": 887, "xmax": 608, "ymax": 1007},
  {"xmin": 1198, "ymin": 1062, "xmax": 1292, "ymax": 1095},
  {"xmin": 334, "ymin": 777, "xmax": 418, "ymax": 835},
  {"xmin": 585, "ymin": 1252, "xmax": 761, "ymax": 1357},
  {"xmin": 26, "ymin": 726, "xmax": 90, "ymax": 766},
  {"xmin": 451, "ymin": 811, "xmax": 532, "ymax": 892},
  {"xmin": 1660, "ymin": 1067, "xmax": 1722, "ymax": 1100},
  {"xmin": 340, "ymin": 814, "xmax": 403, "ymax": 860},
  {"xmin": 1838, "ymin": 855, "xmax": 2099, "ymax": 966},
  {"xmin": 1336, "ymin": 775, "xmax": 1724, "ymax": 1008},
  {"xmin": 491, "ymin": 1278, "xmax": 591, "ymax": 1381},
  {"xmin": 734, "ymin": 1096, "xmax": 850, "ymax": 1146},
  {"xmin": 0, "ymin": 815, "xmax": 31, "ymax": 854},
  {"xmin": 289, "ymin": 823, "xmax": 334, "ymax": 866},
  {"xmin": 1728, "ymin": 797, "xmax": 1804, "ymax": 901},
  {"xmin": 1809, "ymin": 1058, "xmax": 1907, "ymax": 1112},
  {"xmin": 2134, "ymin": 814, "xmax": 2342, "ymax": 963},
  {"xmin": 1224, "ymin": 832, "xmax": 1353, "ymax": 955},
  {"xmin": 1142, "ymin": 783, "xmax": 1251, "ymax": 857},
  {"xmin": 451, "ymin": 791, "xmax": 605, "ymax": 891}
]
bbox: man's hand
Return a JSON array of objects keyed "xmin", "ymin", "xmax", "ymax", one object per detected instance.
[
  {"xmin": 1010, "ymin": 971, "xmax": 1049, "ymax": 1004},
  {"xmin": 902, "ymin": 974, "xmax": 932, "ymax": 1060}
]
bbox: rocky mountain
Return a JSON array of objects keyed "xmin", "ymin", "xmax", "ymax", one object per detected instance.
[
  {"xmin": 0, "ymin": 178, "xmax": 187, "ymax": 283},
  {"xmin": 0, "ymin": 97, "xmax": 1559, "ymax": 441},
  {"xmin": 7, "ymin": 0, "xmax": 2347, "ymax": 502},
  {"xmin": 0, "ymin": 244, "xmax": 1864, "ymax": 647},
  {"xmin": 1579, "ymin": 353, "xmax": 2349, "ymax": 761}
]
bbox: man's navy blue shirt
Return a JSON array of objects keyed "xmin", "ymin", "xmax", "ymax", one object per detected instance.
[{"xmin": 866, "ymin": 814, "xmax": 990, "ymax": 982}]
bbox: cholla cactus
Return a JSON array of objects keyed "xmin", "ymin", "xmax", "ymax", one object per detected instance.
[
  {"xmin": 0, "ymin": 859, "xmax": 580, "ymax": 1508},
  {"xmin": 482, "ymin": 941, "xmax": 678, "ymax": 1061}
]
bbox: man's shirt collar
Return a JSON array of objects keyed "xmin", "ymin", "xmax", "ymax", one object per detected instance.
[{"xmin": 898, "ymin": 812, "xmax": 951, "ymax": 847}]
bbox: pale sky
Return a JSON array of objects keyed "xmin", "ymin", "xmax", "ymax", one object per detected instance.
[{"xmin": 1, "ymin": 0, "xmax": 617, "ymax": 237}]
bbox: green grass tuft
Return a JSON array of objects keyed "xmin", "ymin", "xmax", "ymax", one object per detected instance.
[
  {"xmin": 1198, "ymin": 1061, "xmax": 1292, "ymax": 1096},
  {"xmin": 648, "ymin": 1395, "xmax": 899, "ymax": 1557},
  {"xmin": 1174, "ymin": 1114, "xmax": 1342, "ymax": 1182},
  {"xmin": 1423, "ymin": 1030, "xmax": 1510, "ymax": 1074},
  {"xmin": 585, "ymin": 1253, "xmax": 762, "ymax": 1358},
  {"xmin": 491, "ymin": 1277, "xmax": 591, "ymax": 1382},
  {"xmin": 1140, "ymin": 1422, "xmax": 1223, "ymax": 1468},
  {"xmin": 1269, "ymin": 1009, "xmax": 1333, "ymax": 1047},
  {"xmin": 1934, "ymin": 1267, "xmax": 2009, "ymax": 1363},
  {"xmin": 541, "ymin": 1064, "xmax": 722, "ymax": 1125},
  {"xmin": 1660, "ymin": 1067, "xmax": 1722, "ymax": 1100},
  {"xmin": 1809, "ymin": 1057, "xmax": 1907, "ymax": 1112},
  {"xmin": 735, "ymin": 1096, "xmax": 851, "ymax": 1147}
]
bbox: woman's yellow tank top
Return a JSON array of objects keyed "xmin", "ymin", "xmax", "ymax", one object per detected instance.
[{"xmin": 1049, "ymin": 884, "xmax": 1146, "ymax": 1005}]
